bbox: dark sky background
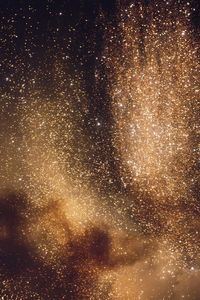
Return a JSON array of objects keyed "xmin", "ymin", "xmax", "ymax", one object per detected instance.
[{"xmin": 0, "ymin": 0, "xmax": 119, "ymax": 196}]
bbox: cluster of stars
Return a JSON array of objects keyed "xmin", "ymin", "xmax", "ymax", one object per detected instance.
[{"xmin": 0, "ymin": 1, "xmax": 199, "ymax": 299}]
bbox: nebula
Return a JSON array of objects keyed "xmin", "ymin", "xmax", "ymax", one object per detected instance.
[{"xmin": 0, "ymin": 0, "xmax": 199, "ymax": 299}]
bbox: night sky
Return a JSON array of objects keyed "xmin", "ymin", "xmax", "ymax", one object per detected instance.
[{"xmin": 0, "ymin": 0, "xmax": 200, "ymax": 299}]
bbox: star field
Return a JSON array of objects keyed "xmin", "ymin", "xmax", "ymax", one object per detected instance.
[{"xmin": 0, "ymin": 1, "xmax": 199, "ymax": 299}]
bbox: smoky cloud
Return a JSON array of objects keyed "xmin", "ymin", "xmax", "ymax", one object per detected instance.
[
  {"xmin": 1, "ymin": 191, "xmax": 200, "ymax": 299},
  {"xmin": 0, "ymin": 191, "xmax": 150, "ymax": 299}
]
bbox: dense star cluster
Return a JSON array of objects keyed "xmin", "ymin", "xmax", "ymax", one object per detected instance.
[
  {"xmin": 0, "ymin": 1, "xmax": 199, "ymax": 299},
  {"xmin": 106, "ymin": 0, "xmax": 199, "ymax": 235}
]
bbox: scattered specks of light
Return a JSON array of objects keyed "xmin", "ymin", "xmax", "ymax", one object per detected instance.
[{"xmin": 0, "ymin": 1, "xmax": 199, "ymax": 299}]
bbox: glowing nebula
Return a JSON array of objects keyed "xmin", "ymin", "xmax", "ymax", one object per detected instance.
[{"xmin": 0, "ymin": 1, "xmax": 199, "ymax": 299}]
